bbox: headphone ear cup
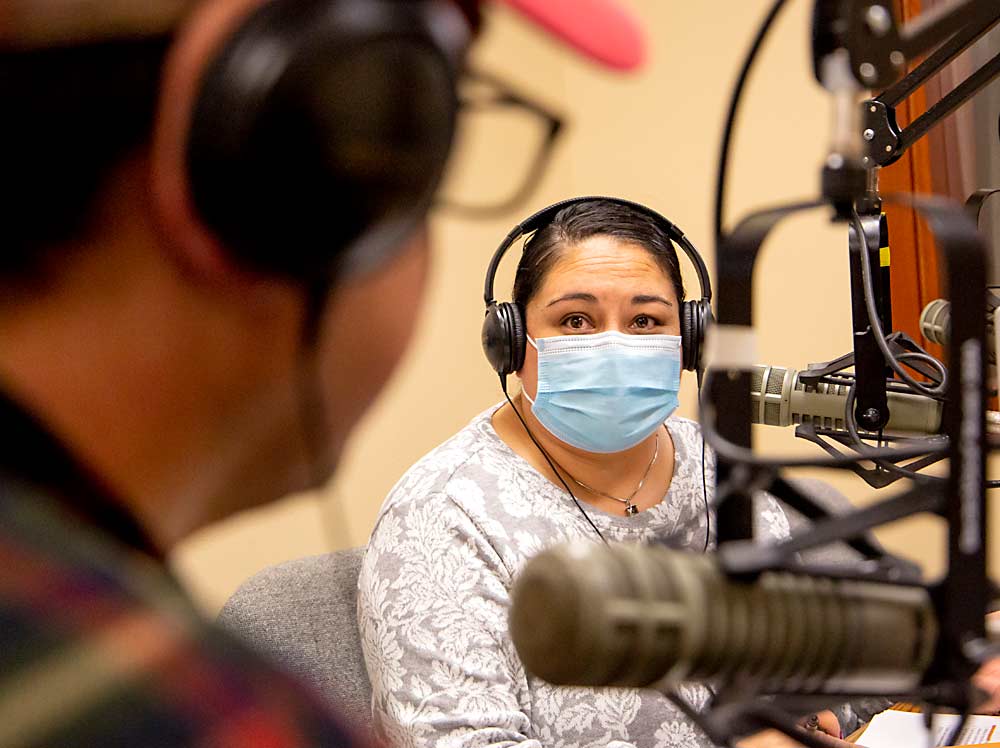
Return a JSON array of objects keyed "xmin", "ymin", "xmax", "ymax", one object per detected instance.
[
  {"xmin": 481, "ymin": 302, "xmax": 526, "ymax": 376},
  {"xmin": 681, "ymin": 300, "xmax": 709, "ymax": 372},
  {"xmin": 508, "ymin": 302, "xmax": 526, "ymax": 373},
  {"xmin": 482, "ymin": 303, "xmax": 512, "ymax": 376},
  {"xmin": 183, "ymin": 0, "xmax": 463, "ymax": 281}
]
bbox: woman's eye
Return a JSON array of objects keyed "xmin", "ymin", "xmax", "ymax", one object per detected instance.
[
  {"xmin": 563, "ymin": 314, "xmax": 589, "ymax": 330},
  {"xmin": 634, "ymin": 315, "xmax": 654, "ymax": 329}
]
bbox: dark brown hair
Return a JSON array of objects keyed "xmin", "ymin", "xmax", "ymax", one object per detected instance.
[
  {"xmin": 0, "ymin": 36, "xmax": 169, "ymax": 282},
  {"xmin": 512, "ymin": 199, "xmax": 685, "ymax": 309}
]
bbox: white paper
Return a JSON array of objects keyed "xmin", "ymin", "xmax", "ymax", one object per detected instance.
[{"xmin": 858, "ymin": 710, "xmax": 1000, "ymax": 748}]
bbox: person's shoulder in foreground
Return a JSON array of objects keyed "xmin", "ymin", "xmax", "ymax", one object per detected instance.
[
  {"xmin": 0, "ymin": 1, "xmax": 646, "ymax": 745},
  {"xmin": 0, "ymin": 393, "xmax": 366, "ymax": 748}
]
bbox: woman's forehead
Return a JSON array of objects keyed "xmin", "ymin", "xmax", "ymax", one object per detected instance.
[{"xmin": 541, "ymin": 237, "xmax": 676, "ymax": 293}]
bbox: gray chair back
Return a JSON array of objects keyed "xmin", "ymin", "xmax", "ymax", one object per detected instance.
[
  {"xmin": 216, "ymin": 484, "xmax": 890, "ymax": 735},
  {"xmin": 218, "ymin": 547, "xmax": 372, "ymax": 729}
]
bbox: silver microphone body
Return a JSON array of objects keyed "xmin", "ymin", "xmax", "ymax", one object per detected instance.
[
  {"xmin": 750, "ymin": 364, "xmax": 943, "ymax": 434},
  {"xmin": 509, "ymin": 542, "xmax": 937, "ymax": 694},
  {"xmin": 920, "ymin": 298, "xmax": 997, "ymax": 364}
]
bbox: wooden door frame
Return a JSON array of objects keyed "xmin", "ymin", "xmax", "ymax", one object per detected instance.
[{"xmin": 880, "ymin": 0, "xmax": 945, "ymax": 360}]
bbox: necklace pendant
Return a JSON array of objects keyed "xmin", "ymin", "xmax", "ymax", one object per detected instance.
[{"xmin": 625, "ymin": 502, "xmax": 638, "ymax": 517}]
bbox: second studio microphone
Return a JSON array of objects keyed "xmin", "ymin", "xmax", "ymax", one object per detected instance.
[
  {"xmin": 920, "ymin": 297, "xmax": 998, "ymax": 364},
  {"xmin": 750, "ymin": 364, "xmax": 943, "ymax": 434},
  {"xmin": 509, "ymin": 542, "xmax": 937, "ymax": 694}
]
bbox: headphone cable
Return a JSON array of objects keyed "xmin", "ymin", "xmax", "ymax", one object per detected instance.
[
  {"xmin": 503, "ymin": 377, "xmax": 716, "ymax": 551},
  {"xmin": 701, "ymin": 435, "xmax": 711, "ymax": 552},
  {"xmin": 697, "ymin": 367, "xmax": 711, "ymax": 553},
  {"xmin": 500, "ymin": 377, "xmax": 608, "ymax": 544},
  {"xmin": 294, "ymin": 275, "xmax": 338, "ymax": 494}
]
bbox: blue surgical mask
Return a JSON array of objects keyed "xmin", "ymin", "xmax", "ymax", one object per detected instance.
[{"xmin": 522, "ymin": 331, "xmax": 682, "ymax": 453}]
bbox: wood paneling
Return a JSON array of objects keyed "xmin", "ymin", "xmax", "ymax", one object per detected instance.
[{"xmin": 881, "ymin": 0, "xmax": 944, "ymax": 361}]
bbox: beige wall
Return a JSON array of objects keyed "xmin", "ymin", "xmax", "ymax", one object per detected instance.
[{"xmin": 171, "ymin": 0, "xmax": 972, "ymax": 614}]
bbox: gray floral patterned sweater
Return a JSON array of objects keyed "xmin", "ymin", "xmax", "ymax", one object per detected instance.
[{"xmin": 358, "ymin": 406, "xmax": 874, "ymax": 748}]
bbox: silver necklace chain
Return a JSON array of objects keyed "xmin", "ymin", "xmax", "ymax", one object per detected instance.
[{"xmin": 560, "ymin": 430, "xmax": 660, "ymax": 517}]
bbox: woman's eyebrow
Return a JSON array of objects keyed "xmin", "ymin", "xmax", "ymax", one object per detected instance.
[
  {"xmin": 546, "ymin": 292, "xmax": 598, "ymax": 307},
  {"xmin": 632, "ymin": 294, "xmax": 673, "ymax": 307}
]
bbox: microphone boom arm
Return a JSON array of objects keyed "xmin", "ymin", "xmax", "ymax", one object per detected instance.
[
  {"xmin": 851, "ymin": 2, "xmax": 1000, "ymax": 168},
  {"xmin": 707, "ymin": 192, "xmax": 989, "ymax": 706}
]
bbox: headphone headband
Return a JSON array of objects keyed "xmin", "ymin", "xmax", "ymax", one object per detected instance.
[
  {"xmin": 483, "ymin": 195, "xmax": 712, "ymax": 307},
  {"xmin": 481, "ymin": 195, "xmax": 714, "ymax": 376}
]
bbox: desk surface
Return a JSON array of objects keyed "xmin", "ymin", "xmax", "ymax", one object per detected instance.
[{"xmin": 848, "ymin": 704, "xmax": 1000, "ymax": 748}]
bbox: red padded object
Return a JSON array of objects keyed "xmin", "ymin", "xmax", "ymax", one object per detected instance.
[{"xmin": 497, "ymin": 0, "xmax": 646, "ymax": 71}]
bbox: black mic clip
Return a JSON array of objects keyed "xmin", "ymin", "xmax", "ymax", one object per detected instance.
[{"xmin": 821, "ymin": 155, "xmax": 868, "ymax": 219}]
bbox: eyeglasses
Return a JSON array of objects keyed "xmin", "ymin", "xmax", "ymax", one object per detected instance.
[{"xmin": 435, "ymin": 67, "xmax": 564, "ymax": 218}]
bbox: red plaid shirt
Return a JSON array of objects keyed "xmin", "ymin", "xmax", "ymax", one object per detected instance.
[{"xmin": 0, "ymin": 391, "xmax": 373, "ymax": 748}]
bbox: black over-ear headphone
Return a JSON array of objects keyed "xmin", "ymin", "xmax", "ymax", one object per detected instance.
[
  {"xmin": 185, "ymin": 0, "xmax": 470, "ymax": 281},
  {"xmin": 482, "ymin": 196, "xmax": 713, "ymax": 376}
]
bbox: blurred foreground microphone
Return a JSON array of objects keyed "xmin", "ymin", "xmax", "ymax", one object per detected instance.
[
  {"xmin": 509, "ymin": 542, "xmax": 937, "ymax": 693},
  {"xmin": 751, "ymin": 364, "xmax": 942, "ymax": 434},
  {"xmin": 920, "ymin": 298, "xmax": 998, "ymax": 364}
]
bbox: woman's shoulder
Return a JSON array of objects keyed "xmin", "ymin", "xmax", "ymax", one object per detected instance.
[
  {"xmin": 377, "ymin": 404, "xmax": 509, "ymax": 515},
  {"xmin": 666, "ymin": 414, "xmax": 704, "ymax": 448}
]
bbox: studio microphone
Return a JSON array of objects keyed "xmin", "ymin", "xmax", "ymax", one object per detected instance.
[
  {"xmin": 920, "ymin": 298, "xmax": 997, "ymax": 364},
  {"xmin": 509, "ymin": 542, "xmax": 937, "ymax": 694},
  {"xmin": 750, "ymin": 364, "xmax": 943, "ymax": 434}
]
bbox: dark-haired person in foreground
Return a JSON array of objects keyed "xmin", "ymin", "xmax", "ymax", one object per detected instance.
[
  {"xmin": 358, "ymin": 198, "xmax": 865, "ymax": 748},
  {"xmin": 0, "ymin": 2, "xmax": 640, "ymax": 745}
]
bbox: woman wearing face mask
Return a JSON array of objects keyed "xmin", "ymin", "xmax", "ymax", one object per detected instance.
[{"xmin": 358, "ymin": 199, "xmax": 857, "ymax": 748}]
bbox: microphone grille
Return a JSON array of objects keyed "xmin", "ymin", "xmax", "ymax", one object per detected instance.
[
  {"xmin": 750, "ymin": 365, "xmax": 791, "ymax": 427},
  {"xmin": 765, "ymin": 368, "xmax": 786, "ymax": 395},
  {"xmin": 763, "ymin": 365, "xmax": 788, "ymax": 426},
  {"xmin": 919, "ymin": 299, "xmax": 949, "ymax": 346}
]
